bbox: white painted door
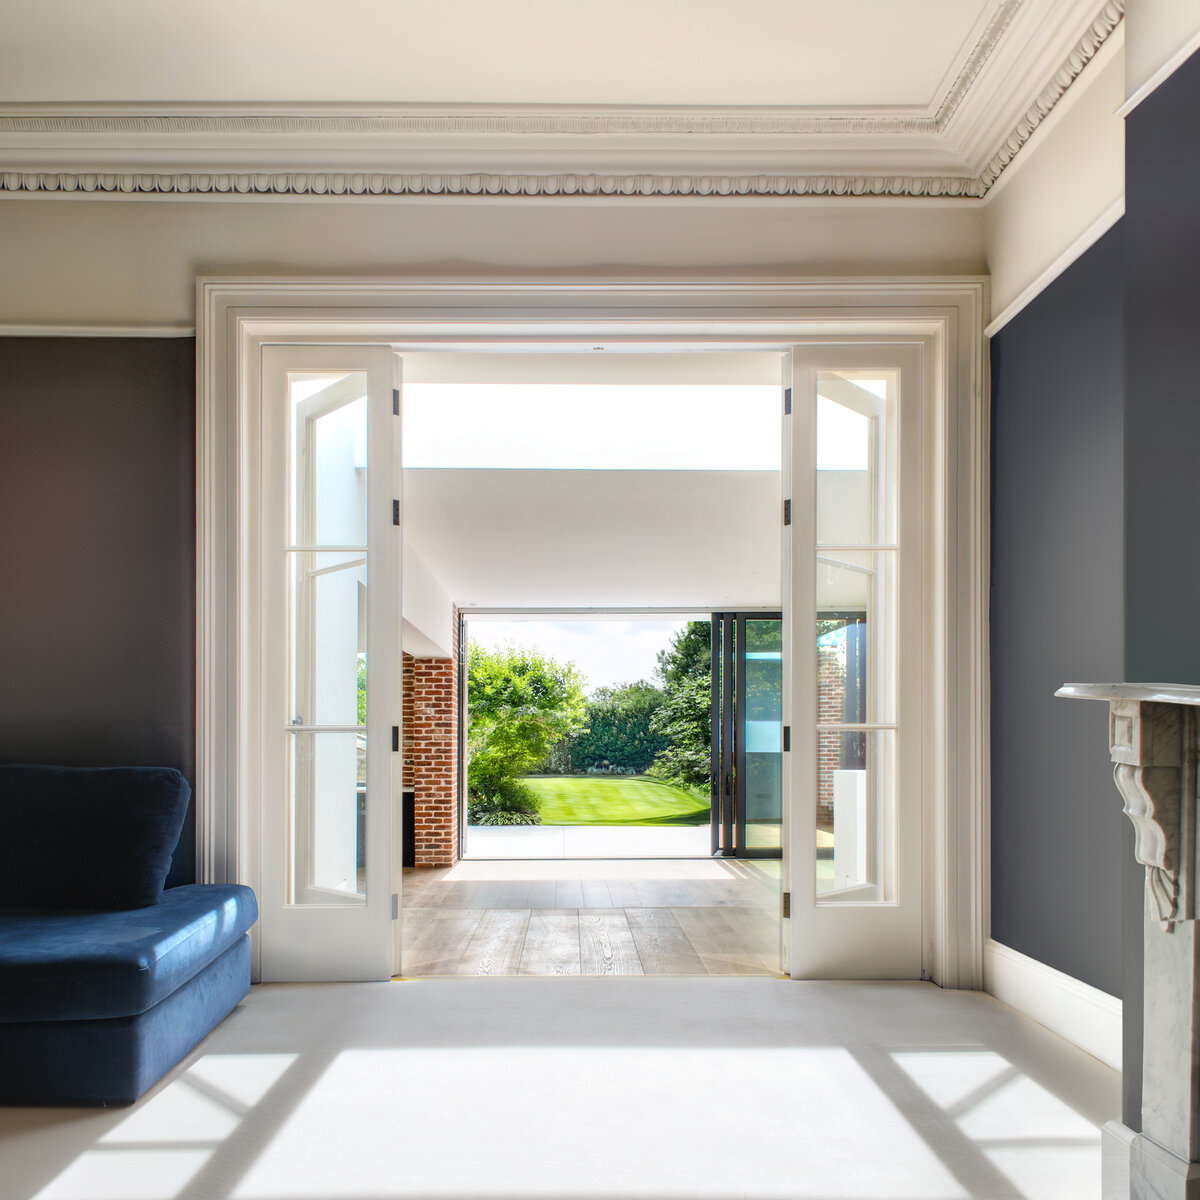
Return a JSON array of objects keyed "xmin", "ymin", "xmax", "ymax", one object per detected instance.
[
  {"xmin": 786, "ymin": 344, "xmax": 925, "ymax": 978},
  {"xmin": 259, "ymin": 345, "xmax": 402, "ymax": 981}
]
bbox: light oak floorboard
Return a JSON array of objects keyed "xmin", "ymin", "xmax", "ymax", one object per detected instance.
[
  {"xmin": 519, "ymin": 910, "xmax": 582, "ymax": 976},
  {"xmin": 526, "ymin": 880, "xmax": 559, "ymax": 908},
  {"xmin": 626, "ymin": 908, "xmax": 708, "ymax": 975},
  {"xmin": 604, "ymin": 879, "xmax": 641, "ymax": 907},
  {"xmin": 672, "ymin": 907, "xmax": 773, "ymax": 975},
  {"xmin": 554, "ymin": 880, "xmax": 585, "ymax": 909},
  {"xmin": 455, "ymin": 910, "xmax": 531, "ymax": 976},
  {"xmin": 402, "ymin": 909, "xmax": 485, "ymax": 976},
  {"xmin": 580, "ymin": 880, "xmax": 613, "ymax": 908},
  {"xmin": 579, "ymin": 909, "xmax": 644, "ymax": 976},
  {"xmin": 718, "ymin": 906, "xmax": 782, "ymax": 968}
]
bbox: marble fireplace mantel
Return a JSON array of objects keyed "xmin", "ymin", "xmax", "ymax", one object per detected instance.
[{"xmin": 1058, "ymin": 683, "xmax": 1200, "ymax": 1200}]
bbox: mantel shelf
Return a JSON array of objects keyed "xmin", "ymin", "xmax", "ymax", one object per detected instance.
[{"xmin": 1057, "ymin": 682, "xmax": 1200, "ymax": 706}]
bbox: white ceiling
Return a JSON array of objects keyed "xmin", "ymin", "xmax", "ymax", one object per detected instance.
[
  {"xmin": 1, "ymin": 1, "xmax": 988, "ymax": 108},
  {"xmin": 405, "ymin": 468, "xmax": 781, "ymax": 610},
  {"xmin": 0, "ymin": 0, "xmax": 1123, "ymax": 199}
]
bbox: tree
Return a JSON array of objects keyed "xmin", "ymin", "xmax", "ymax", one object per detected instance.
[
  {"xmin": 650, "ymin": 621, "xmax": 712, "ymax": 788},
  {"xmin": 566, "ymin": 680, "xmax": 667, "ymax": 774},
  {"xmin": 466, "ymin": 643, "xmax": 587, "ymax": 821}
]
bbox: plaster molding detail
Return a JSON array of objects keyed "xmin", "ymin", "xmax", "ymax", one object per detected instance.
[
  {"xmin": 0, "ymin": 0, "xmax": 1123, "ymax": 201},
  {"xmin": 933, "ymin": 0, "xmax": 1025, "ymax": 128},
  {"xmin": 977, "ymin": 0, "xmax": 1124, "ymax": 188},
  {"xmin": 0, "ymin": 170, "xmax": 987, "ymax": 199},
  {"xmin": 0, "ymin": 110, "xmax": 948, "ymax": 139}
]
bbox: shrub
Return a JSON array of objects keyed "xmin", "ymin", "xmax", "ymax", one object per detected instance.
[
  {"xmin": 467, "ymin": 778, "xmax": 542, "ymax": 826},
  {"xmin": 466, "ymin": 642, "xmax": 587, "ymax": 807}
]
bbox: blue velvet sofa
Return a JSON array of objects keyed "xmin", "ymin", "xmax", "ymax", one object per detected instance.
[{"xmin": 0, "ymin": 765, "xmax": 257, "ymax": 1105}]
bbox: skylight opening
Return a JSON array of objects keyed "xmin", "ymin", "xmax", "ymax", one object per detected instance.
[{"xmin": 403, "ymin": 384, "xmax": 781, "ymax": 470}]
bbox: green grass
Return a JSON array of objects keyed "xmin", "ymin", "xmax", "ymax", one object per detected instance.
[{"xmin": 522, "ymin": 775, "xmax": 709, "ymax": 826}]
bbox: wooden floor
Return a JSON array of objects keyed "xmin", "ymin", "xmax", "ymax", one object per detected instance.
[{"xmin": 402, "ymin": 858, "xmax": 782, "ymax": 977}]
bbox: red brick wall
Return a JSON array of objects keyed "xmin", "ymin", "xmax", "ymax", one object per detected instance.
[
  {"xmin": 816, "ymin": 641, "xmax": 846, "ymax": 829},
  {"xmin": 401, "ymin": 614, "xmax": 459, "ymax": 866}
]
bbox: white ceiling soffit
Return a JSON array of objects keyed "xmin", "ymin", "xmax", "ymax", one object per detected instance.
[
  {"xmin": 403, "ymin": 468, "xmax": 782, "ymax": 610},
  {"xmin": 0, "ymin": 0, "xmax": 1122, "ymax": 201}
]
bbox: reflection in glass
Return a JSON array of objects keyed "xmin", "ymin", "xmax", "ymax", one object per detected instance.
[
  {"xmin": 743, "ymin": 619, "xmax": 782, "ymax": 851},
  {"xmin": 285, "ymin": 371, "xmax": 370, "ymax": 907},
  {"xmin": 289, "ymin": 732, "xmax": 365, "ymax": 904},
  {"xmin": 816, "ymin": 730, "xmax": 895, "ymax": 899},
  {"xmin": 816, "ymin": 375, "xmax": 892, "ymax": 546},
  {"xmin": 290, "ymin": 377, "xmax": 367, "ymax": 547},
  {"xmin": 289, "ymin": 552, "xmax": 367, "ymax": 727},
  {"xmin": 817, "ymin": 551, "xmax": 896, "ymax": 726}
]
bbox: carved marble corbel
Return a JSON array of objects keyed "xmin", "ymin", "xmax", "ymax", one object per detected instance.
[{"xmin": 1108, "ymin": 701, "xmax": 1191, "ymax": 930}]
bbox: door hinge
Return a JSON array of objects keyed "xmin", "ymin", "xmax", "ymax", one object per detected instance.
[
  {"xmin": 782, "ymin": 725, "xmax": 790, "ymax": 751},
  {"xmin": 392, "ymin": 388, "xmax": 400, "ymax": 416},
  {"xmin": 392, "ymin": 498, "xmax": 400, "ymax": 526},
  {"xmin": 783, "ymin": 499, "xmax": 791, "ymax": 526},
  {"xmin": 391, "ymin": 893, "xmax": 399, "ymax": 920},
  {"xmin": 392, "ymin": 726, "xmax": 399, "ymax": 752},
  {"xmin": 784, "ymin": 387, "xmax": 792, "ymax": 415},
  {"xmin": 782, "ymin": 892, "xmax": 791, "ymax": 919}
]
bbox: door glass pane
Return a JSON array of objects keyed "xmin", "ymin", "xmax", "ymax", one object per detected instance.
[
  {"xmin": 289, "ymin": 374, "xmax": 368, "ymax": 546},
  {"xmin": 289, "ymin": 552, "xmax": 368, "ymax": 727},
  {"xmin": 288, "ymin": 731, "xmax": 366, "ymax": 905},
  {"xmin": 816, "ymin": 730, "xmax": 895, "ymax": 900},
  {"xmin": 816, "ymin": 373, "xmax": 894, "ymax": 546},
  {"xmin": 817, "ymin": 551, "xmax": 896, "ymax": 726},
  {"xmin": 743, "ymin": 619, "xmax": 782, "ymax": 852},
  {"xmin": 285, "ymin": 369, "xmax": 370, "ymax": 907}
]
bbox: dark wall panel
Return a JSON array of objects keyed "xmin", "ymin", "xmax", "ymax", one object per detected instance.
[
  {"xmin": 990, "ymin": 223, "xmax": 1128, "ymax": 997},
  {"xmin": 0, "ymin": 338, "xmax": 197, "ymax": 884},
  {"xmin": 1125, "ymin": 48, "xmax": 1200, "ymax": 682}
]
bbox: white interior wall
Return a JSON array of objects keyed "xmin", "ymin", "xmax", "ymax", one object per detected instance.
[
  {"xmin": 982, "ymin": 27, "xmax": 1125, "ymax": 332},
  {"xmin": 402, "ymin": 542, "xmax": 453, "ymax": 658},
  {"xmin": 0, "ymin": 197, "xmax": 985, "ymax": 330},
  {"xmin": 1125, "ymin": 0, "xmax": 1200, "ymax": 104}
]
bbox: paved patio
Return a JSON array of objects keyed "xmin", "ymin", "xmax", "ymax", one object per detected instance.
[{"xmin": 463, "ymin": 822, "xmax": 712, "ymax": 858}]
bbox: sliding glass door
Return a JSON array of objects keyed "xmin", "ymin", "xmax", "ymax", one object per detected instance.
[{"xmin": 711, "ymin": 613, "xmax": 783, "ymax": 858}]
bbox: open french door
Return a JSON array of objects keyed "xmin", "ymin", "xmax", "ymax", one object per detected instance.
[
  {"xmin": 258, "ymin": 345, "xmax": 402, "ymax": 981},
  {"xmin": 786, "ymin": 344, "xmax": 925, "ymax": 979}
]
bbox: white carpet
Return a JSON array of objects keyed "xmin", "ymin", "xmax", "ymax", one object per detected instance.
[{"xmin": 2, "ymin": 978, "xmax": 1119, "ymax": 1200}]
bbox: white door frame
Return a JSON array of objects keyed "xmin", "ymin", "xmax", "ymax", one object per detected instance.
[{"xmin": 196, "ymin": 277, "xmax": 988, "ymax": 987}]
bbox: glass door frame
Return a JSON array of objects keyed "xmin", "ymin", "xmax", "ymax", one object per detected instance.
[
  {"xmin": 197, "ymin": 279, "xmax": 988, "ymax": 988},
  {"xmin": 257, "ymin": 343, "xmax": 401, "ymax": 982},
  {"xmin": 710, "ymin": 611, "xmax": 784, "ymax": 860}
]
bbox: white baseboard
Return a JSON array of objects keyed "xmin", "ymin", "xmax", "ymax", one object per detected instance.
[{"xmin": 984, "ymin": 938, "xmax": 1122, "ymax": 1070}]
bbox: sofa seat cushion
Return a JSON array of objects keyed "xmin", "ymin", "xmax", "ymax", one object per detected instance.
[{"xmin": 0, "ymin": 884, "xmax": 257, "ymax": 1023}]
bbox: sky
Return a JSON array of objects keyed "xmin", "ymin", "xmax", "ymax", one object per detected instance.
[{"xmin": 465, "ymin": 618, "xmax": 695, "ymax": 694}]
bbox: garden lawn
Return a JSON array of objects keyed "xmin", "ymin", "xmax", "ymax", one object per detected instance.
[{"xmin": 523, "ymin": 775, "xmax": 709, "ymax": 826}]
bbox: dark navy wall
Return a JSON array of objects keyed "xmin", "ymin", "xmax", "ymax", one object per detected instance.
[
  {"xmin": 1124, "ymin": 48, "xmax": 1200, "ymax": 683},
  {"xmin": 990, "ymin": 224, "xmax": 1130, "ymax": 997},
  {"xmin": 0, "ymin": 337, "xmax": 198, "ymax": 884}
]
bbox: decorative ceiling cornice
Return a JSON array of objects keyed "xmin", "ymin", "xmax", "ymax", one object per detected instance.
[
  {"xmin": 978, "ymin": 0, "xmax": 1122, "ymax": 188},
  {"xmin": 934, "ymin": 0, "xmax": 1024, "ymax": 129},
  {"xmin": 0, "ymin": 170, "xmax": 987, "ymax": 198},
  {"xmin": 0, "ymin": 0, "xmax": 1123, "ymax": 201}
]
